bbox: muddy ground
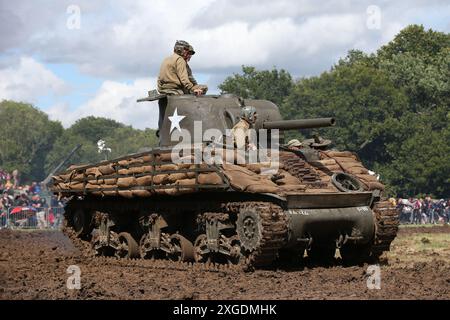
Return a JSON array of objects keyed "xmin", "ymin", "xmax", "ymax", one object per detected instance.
[{"xmin": 0, "ymin": 226, "xmax": 449, "ymax": 300}]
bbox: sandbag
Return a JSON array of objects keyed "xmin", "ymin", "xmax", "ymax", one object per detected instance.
[
  {"xmin": 142, "ymin": 165, "xmax": 153, "ymax": 172},
  {"xmin": 129, "ymin": 166, "xmax": 146, "ymax": 174},
  {"xmin": 276, "ymin": 171, "xmax": 301, "ymax": 185},
  {"xmin": 132, "ymin": 190, "xmax": 152, "ymax": 197},
  {"xmin": 69, "ymin": 182, "xmax": 84, "ymax": 190},
  {"xmin": 118, "ymin": 168, "xmax": 130, "ymax": 175},
  {"xmin": 54, "ymin": 173, "xmax": 71, "ymax": 182},
  {"xmin": 103, "ymin": 190, "xmax": 118, "ymax": 196},
  {"xmin": 117, "ymin": 177, "xmax": 137, "ymax": 188},
  {"xmin": 368, "ymin": 181, "xmax": 385, "ymax": 191},
  {"xmin": 346, "ymin": 167, "xmax": 369, "ymax": 175},
  {"xmin": 175, "ymin": 178, "xmax": 195, "ymax": 185},
  {"xmin": 85, "ymin": 183, "xmax": 100, "ymax": 190},
  {"xmin": 246, "ymin": 183, "xmax": 279, "ymax": 193},
  {"xmin": 198, "ymin": 172, "xmax": 223, "ymax": 185},
  {"xmin": 323, "ymin": 165, "xmax": 342, "ymax": 172},
  {"xmin": 154, "ymin": 188, "xmax": 168, "ymax": 195},
  {"xmin": 118, "ymin": 159, "xmax": 130, "ymax": 166},
  {"xmin": 244, "ymin": 162, "xmax": 280, "ymax": 174},
  {"xmin": 338, "ymin": 162, "xmax": 365, "ymax": 172},
  {"xmin": 128, "ymin": 158, "xmax": 144, "ymax": 165},
  {"xmin": 86, "ymin": 167, "xmax": 102, "ymax": 177},
  {"xmin": 186, "ymin": 171, "xmax": 196, "ymax": 179},
  {"xmin": 324, "ymin": 151, "xmax": 355, "ymax": 158},
  {"xmin": 100, "ymin": 184, "xmax": 116, "ymax": 190},
  {"xmin": 153, "ymin": 174, "xmax": 169, "ymax": 185},
  {"xmin": 136, "ymin": 175, "xmax": 152, "ymax": 186},
  {"xmin": 168, "ymin": 172, "xmax": 188, "ymax": 183},
  {"xmin": 158, "ymin": 164, "xmax": 178, "ymax": 171},
  {"xmin": 87, "ymin": 178, "xmax": 104, "ymax": 185},
  {"xmin": 56, "ymin": 182, "xmax": 70, "ymax": 190},
  {"xmin": 52, "ymin": 175, "xmax": 64, "ymax": 183},
  {"xmin": 71, "ymin": 173, "xmax": 85, "ymax": 181},
  {"xmin": 317, "ymin": 159, "xmax": 337, "ymax": 166},
  {"xmin": 140, "ymin": 155, "xmax": 153, "ymax": 163},
  {"xmin": 118, "ymin": 190, "xmax": 133, "ymax": 198},
  {"xmin": 222, "ymin": 164, "xmax": 261, "ymax": 191},
  {"xmin": 103, "ymin": 178, "xmax": 117, "ymax": 185},
  {"xmin": 158, "ymin": 152, "xmax": 174, "ymax": 162},
  {"xmin": 98, "ymin": 164, "xmax": 116, "ymax": 175}
]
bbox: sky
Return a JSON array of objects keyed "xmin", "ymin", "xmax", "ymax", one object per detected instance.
[{"xmin": 0, "ymin": 0, "xmax": 449, "ymax": 129}]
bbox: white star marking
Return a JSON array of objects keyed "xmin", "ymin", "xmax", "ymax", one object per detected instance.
[{"xmin": 168, "ymin": 108, "xmax": 186, "ymax": 133}]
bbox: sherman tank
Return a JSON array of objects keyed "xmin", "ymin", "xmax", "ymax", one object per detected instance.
[{"xmin": 51, "ymin": 92, "xmax": 399, "ymax": 268}]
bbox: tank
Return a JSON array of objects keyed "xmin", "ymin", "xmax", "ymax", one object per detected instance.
[{"xmin": 51, "ymin": 93, "xmax": 399, "ymax": 268}]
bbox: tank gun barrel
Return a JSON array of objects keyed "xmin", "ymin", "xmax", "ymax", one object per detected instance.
[{"xmin": 262, "ymin": 117, "xmax": 335, "ymax": 130}]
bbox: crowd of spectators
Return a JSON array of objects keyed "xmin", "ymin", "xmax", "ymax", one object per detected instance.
[
  {"xmin": 391, "ymin": 196, "xmax": 450, "ymax": 225},
  {"xmin": 0, "ymin": 169, "xmax": 65, "ymax": 229}
]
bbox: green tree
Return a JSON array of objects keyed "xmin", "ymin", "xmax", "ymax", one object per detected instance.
[
  {"xmin": 219, "ymin": 66, "xmax": 294, "ymax": 106},
  {"xmin": 0, "ymin": 100, "xmax": 63, "ymax": 182},
  {"xmin": 282, "ymin": 61, "xmax": 408, "ymax": 166},
  {"xmin": 281, "ymin": 25, "xmax": 449, "ymax": 197},
  {"xmin": 45, "ymin": 118, "xmax": 158, "ymax": 173},
  {"xmin": 69, "ymin": 116, "xmax": 125, "ymax": 143}
]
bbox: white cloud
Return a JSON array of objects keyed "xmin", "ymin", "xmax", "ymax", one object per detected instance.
[
  {"xmin": 47, "ymin": 78, "xmax": 159, "ymax": 129},
  {"xmin": 0, "ymin": 56, "xmax": 68, "ymax": 103},
  {"xmin": 4, "ymin": 0, "xmax": 446, "ymax": 79},
  {"xmin": 1, "ymin": 0, "xmax": 449, "ymax": 130}
]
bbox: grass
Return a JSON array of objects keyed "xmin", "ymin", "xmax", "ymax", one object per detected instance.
[
  {"xmin": 388, "ymin": 232, "xmax": 450, "ymax": 265},
  {"xmin": 399, "ymin": 223, "xmax": 448, "ymax": 228}
]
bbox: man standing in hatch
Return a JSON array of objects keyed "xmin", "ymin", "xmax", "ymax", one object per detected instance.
[{"xmin": 156, "ymin": 40, "xmax": 208, "ymax": 129}]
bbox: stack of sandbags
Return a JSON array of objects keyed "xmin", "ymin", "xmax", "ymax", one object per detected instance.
[
  {"xmin": 52, "ymin": 150, "xmax": 231, "ymax": 198},
  {"xmin": 320, "ymin": 150, "xmax": 385, "ymax": 191},
  {"xmin": 222, "ymin": 164, "xmax": 279, "ymax": 193}
]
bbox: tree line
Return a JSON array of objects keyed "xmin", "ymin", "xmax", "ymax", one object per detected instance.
[
  {"xmin": 0, "ymin": 25, "xmax": 448, "ymax": 198},
  {"xmin": 0, "ymin": 101, "xmax": 158, "ymax": 183}
]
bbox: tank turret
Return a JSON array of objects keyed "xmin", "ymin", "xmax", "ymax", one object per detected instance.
[{"xmin": 137, "ymin": 93, "xmax": 335, "ymax": 147}]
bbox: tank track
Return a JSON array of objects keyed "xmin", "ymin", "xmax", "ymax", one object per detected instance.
[
  {"xmin": 371, "ymin": 200, "xmax": 399, "ymax": 258},
  {"xmin": 62, "ymin": 199, "xmax": 288, "ymax": 271},
  {"xmin": 62, "ymin": 222, "xmax": 243, "ymax": 274},
  {"xmin": 224, "ymin": 201, "xmax": 288, "ymax": 268}
]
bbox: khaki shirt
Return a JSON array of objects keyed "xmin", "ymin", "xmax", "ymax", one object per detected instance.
[
  {"xmin": 231, "ymin": 119, "xmax": 251, "ymax": 150},
  {"xmin": 157, "ymin": 53, "xmax": 199, "ymax": 95}
]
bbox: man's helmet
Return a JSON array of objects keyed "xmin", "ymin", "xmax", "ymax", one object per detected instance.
[
  {"xmin": 240, "ymin": 106, "xmax": 257, "ymax": 124},
  {"xmin": 174, "ymin": 40, "xmax": 195, "ymax": 55}
]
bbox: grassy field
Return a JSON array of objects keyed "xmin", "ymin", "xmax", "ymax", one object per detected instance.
[{"xmin": 388, "ymin": 230, "xmax": 450, "ymax": 265}]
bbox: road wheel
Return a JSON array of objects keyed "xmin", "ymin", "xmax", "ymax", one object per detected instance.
[
  {"xmin": 115, "ymin": 232, "xmax": 140, "ymax": 259},
  {"xmin": 71, "ymin": 208, "xmax": 91, "ymax": 237},
  {"xmin": 168, "ymin": 234, "xmax": 194, "ymax": 262}
]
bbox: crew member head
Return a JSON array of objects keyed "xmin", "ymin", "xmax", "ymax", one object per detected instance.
[
  {"xmin": 174, "ymin": 40, "xmax": 195, "ymax": 61},
  {"xmin": 240, "ymin": 106, "xmax": 257, "ymax": 124}
]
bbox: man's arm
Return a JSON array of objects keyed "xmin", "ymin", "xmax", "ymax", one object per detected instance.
[{"xmin": 175, "ymin": 57, "xmax": 197, "ymax": 93}]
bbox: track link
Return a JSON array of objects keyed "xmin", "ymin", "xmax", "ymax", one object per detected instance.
[
  {"xmin": 371, "ymin": 200, "xmax": 399, "ymax": 258},
  {"xmin": 224, "ymin": 201, "xmax": 288, "ymax": 268}
]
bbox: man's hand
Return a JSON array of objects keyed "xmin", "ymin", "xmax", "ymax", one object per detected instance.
[{"xmin": 193, "ymin": 88, "xmax": 204, "ymax": 96}]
